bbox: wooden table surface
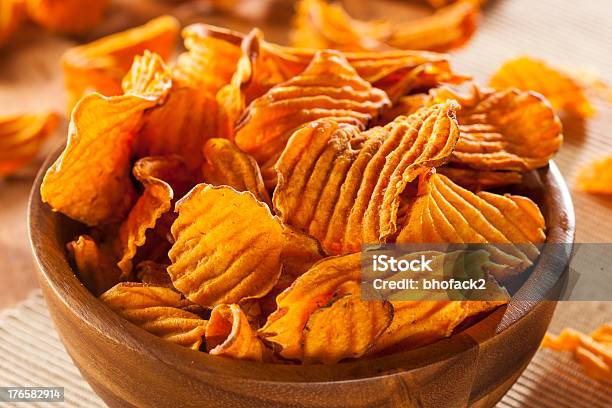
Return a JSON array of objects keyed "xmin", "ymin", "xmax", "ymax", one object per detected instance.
[{"xmin": 1, "ymin": 0, "xmax": 611, "ymax": 310}]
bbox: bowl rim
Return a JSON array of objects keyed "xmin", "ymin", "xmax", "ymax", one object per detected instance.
[{"xmin": 28, "ymin": 148, "xmax": 575, "ymax": 384}]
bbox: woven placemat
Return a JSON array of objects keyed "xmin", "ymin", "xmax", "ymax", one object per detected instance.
[{"xmin": 0, "ymin": 292, "xmax": 610, "ymax": 407}]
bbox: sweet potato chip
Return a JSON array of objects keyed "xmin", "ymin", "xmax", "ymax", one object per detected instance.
[
  {"xmin": 0, "ymin": 0, "xmax": 25, "ymax": 47},
  {"xmin": 438, "ymin": 86, "xmax": 562, "ymax": 171},
  {"xmin": 302, "ymin": 281, "xmax": 393, "ymax": 364},
  {"xmin": 542, "ymin": 325, "xmax": 612, "ymax": 383},
  {"xmin": 100, "ymin": 283, "xmax": 207, "ymax": 350},
  {"xmin": 136, "ymin": 261, "xmax": 173, "ymax": 288},
  {"xmin": 382, "ymin": 85, "xmax": 563, "ymax": 171},
  {"xmin": 132, "ymin": 155, "xmax": 195, "ymax": 199},
  {"xmin": 438, "ymin": 167, "xmax": 522, "ymax": 190},
  {"xmin": 26, "ymin": 0, "xmax": 109, "ymax": 34},
  {"xmin": 386, "ymin": 0, "xmax": 479, "ymax": 52},
  {"xmin": 168, "ymin": 185, "xmax": 284, "ymax": 308},
  {"xmin": 259, "ymin": 253, "xmax": 362, "ymax": 360},
  {"xmin": 41, "ymin": 54, "xmax": 172, "ymax": 226},
  {"xmin": 202, "ymin": 138, "xmax": 270, "ymax": 206},
  {"xmin": 397, "ymin": 172, "xmax": 545, "ymax": 280},
  {"xmin": 206, "ymin": 304, "xmax": 268, "ymax": 361},
  {"xmin": 124, "ymin": 52, "xmax": 215, "ymax": 171},
  {"xmin": 291, "ymin": 0, "xmax": 391, "ymax": 52},
  {"xmin": 489, "ymin": 56, "xmax": 595, "ymax": 118},
  {"xmin": 181, "ymin": 23, "xmax": 462, "ymax": 103},
  {"xmin": 273, "ymin": 101, "xmax": 459, "ymax": 255},
  {"xmin": 67, "ymin": 235, "xmax": 121, "ymax": 296},
  {"xmin": 0, "ymin": 111, "xmax": 59, "ymax": 176},
  {"xmin": 576, "ymin": 154, "xmax": 612, "ymax": 194},
  {"xmin": 369, "ymin": 298, "xmax": 504, "ymax": 355},
  {"xmin": 234, "ymin": 50, "xmax": 390, "ymax": 186},
  {"xmin": 113, "ymin": 158, "xmax": 174, "ymax": 280},
  {"xmin": 291, "ymin": 0, "xmax": 478, "ymax": 53},
  {"xmin": 62, "ymin": 15, "xmax": 179, "ymax": 111},
  {"xmin": 216, "ymin": 29, "xmax": 260, "ymax": 139}
]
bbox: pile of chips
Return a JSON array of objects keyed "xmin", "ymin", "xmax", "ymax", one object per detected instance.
[{"xmin": 41, "ymin": 19, "xmax": 564, "ymax": 364}]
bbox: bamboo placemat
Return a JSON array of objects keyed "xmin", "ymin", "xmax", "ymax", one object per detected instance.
[{"xmin": 0, "ymin": 292, "xmax": 610, "ymax": 408}]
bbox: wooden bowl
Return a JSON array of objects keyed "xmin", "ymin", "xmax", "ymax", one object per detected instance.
[{"xmin": 28, "ymin": 149, "xmax": 575, "ymax": 408}]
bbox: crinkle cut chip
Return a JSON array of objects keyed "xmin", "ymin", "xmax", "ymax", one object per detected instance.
[
  {"xmin": 41, "ymin": 51, "xmax": 172, "ymax": 226},
  {"xmin": 489, "ymin": 56, "xmax": 594, "ymax": 118},
  {"xmin": 397, "ymin": 172, "xmax": 546, "ymax": 280},
  {"xmin": 206, "ymin": 304, "xmax": 269, "ymax": 361},
  {"xmin": 202, "ymin": 138, "xmax": 270, "ymax": 206},
  {"xmin": 378, "ymin": 85, "xmax": 563, "ymax": 172},
  {"xmin": 180, "ymin": 23, "xmax": 462, "ymax": 103},
  {"xmin": 234, "ymin": 49, "xmax": 390, "ymax": 187},
  {"xmin": 0, "ymin": 111, "xmax": 59, "ymax": 176},
  {"xmin": 113, "ymin": 157, "xmax": 175, "ymax": 280},
  {"xmin": 62, "ymin": 16, "xmax": 179, "ymax": 111},
  {"xmin": 168, "ymin": 185, "xmax": 284, "ymax": 308},
  {"xmin": 273, "ymin": 101, "xmax": 459, "ymax": 255},
  {"xmin": 100, "ymin": 283, "xmax": 207, "ymax": 350},
  {"xmin": 124, "ymin": 52, "xmax": 216, "ymax": 171},
  {"xmin": 258, "ymin": 253, "xmax": 362, "ymax": 360},
  {"xmin": 439, "ymin": 86, "xmax": 563, "ymax": 171},
  {"xmin": 302, "ymin": 281, "xmax": 393, "ymax": 364}
]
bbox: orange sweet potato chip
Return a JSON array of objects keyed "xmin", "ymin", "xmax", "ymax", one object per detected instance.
[
  {"xmin": 385, "ymin": 0, "xmax": 479, "ymax": 52},
  {"xmin": 124, "ymin": 52, "xmax": 216, "ymax": 171},
  {"xmin": 380, "ymin": 85, "xmax": 563, "ymax": 172},
  {"xmin": 41, "ymin": 53, "xmax": 172, "ymax": 226},
  {"xmin": 168, "ymin": 185, "xmax": 284, "ymax": 308},
  {"xmin": 206, "ymin": 304, "xmax": 269, "ymax": 361},
  {"xmin": 542, "ymin": 325, "xmax": 612, "ymax": 383},
  {"xmin": 575, "ymin": 154, "xmax": 612, "ymax": 194},
  {"xmin": 489, "ymin": 56, "xmax": 595, "ymax": 118},
  {"xmin": 0, "ymin": 111, "xmax": 59, "ymax": 177},
  {"xmin": 113, "ymin": 159, "xmax": 174, "ymax": 280},
  {"xmin": 259, "ymin": 253, "xmax": 362, "ymax": 360},
  {"xmin": 62, "ymin": 15, "xmax": 179, "ymax": 111},
  {"xmin": 181, "ymin": 23, "xmax": 462, "ymax": 103},
  {"xmin": 397, "ymin": 172, "xmax": 546, "ymax": 280},
  {"xmin": 67, "ymin": 235, "xmax": 121, "ymax": 296},
  {"xmin": 369, "ymin": 298, "xmax": 505, "ymax": 355},
  {"xmin": 437, "ymin": 85, "xmax": 563, "ymax": 171},
  {"xmin": 291, "ymin": 0, "xmax": 391, "ymax": 52},
  {"xmin": 100, "ymin": 283, "xmax": 207, "ymax": 350},
  {"xmin": 26, "ymin": 0, "xmax": 109, "ymax": 34},
  {"xmin": 0, "ymin": 0, "xmax": 25, "ymax": 47},
  {"xmin": 216, "ymin": 29, "xmax": 260, "ymax": 139},
  {"xmin": 291, "ymin": 0, "xmax": 478, "ymax": 53},
  {"xmin": 234, "ymin": 50, "xmax": 390, "ymax": 186},
  {"xmin": 202, "ymin": 138, "xmax": 270, "ymax": 206},
  {"xmin": 302, "ymin": 281, "xmax": 393, "ymax": 364},
  {"xmin": 273, "ymin": 102, "xmax": 459, "ymax": 255},
  {"xmin": 131, "ymin": 155, "xmax": 195, "ymax": 199}
]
